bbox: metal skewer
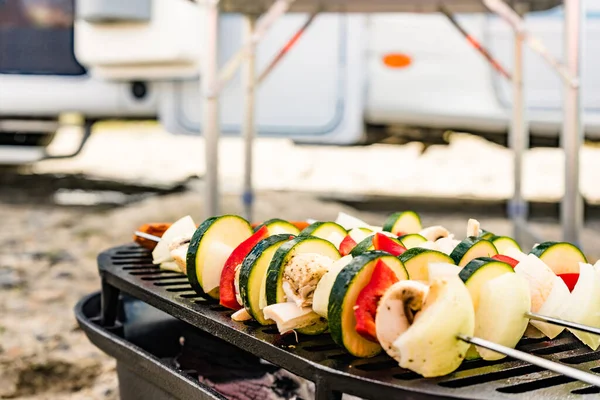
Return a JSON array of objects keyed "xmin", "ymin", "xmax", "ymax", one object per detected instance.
[
  {"xmin": 459, "ymin": 334, "xmax": 600, "ymax": 387},
  {"xmin": 135, "ymin": 231, "xmax": 162, "ymax": 242},
  {"xmin": 526, "ymin": 312, "xmax": 600, "ymax": 336}
]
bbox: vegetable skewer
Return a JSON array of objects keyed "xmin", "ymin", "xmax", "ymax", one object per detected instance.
[
  {"xmin": 134, "ymin": 230, "xmax": 600, "ymax": 339},
  {"xmin": 132, "ymin": 212, "xmax": 600, "ymax": 386}
]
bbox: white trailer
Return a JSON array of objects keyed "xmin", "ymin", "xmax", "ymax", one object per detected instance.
[{"xmin": 0, "ymin": 0, "xmax": 596, "ymax": 157}]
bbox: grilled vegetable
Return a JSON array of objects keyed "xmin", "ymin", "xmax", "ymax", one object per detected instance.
[
  {"xmin": 339, "ymin": 235, "xmax": 358, "ymax": 256},
  {"xmin": 335, "ymin": 212, "xmax": 380, "ymax": 231},
  {"xmin": 558, "ymin": 273, "xmax": 579, "ymax": 291},
  {"xmin": 266, "ymin": 237, "xmax": 340, "ymax": 306},
  {"xmin": 372, "ymin": 233, "xmax": 407, "ymax": 256},
  {"xmin": 478, "ymin": 229, "xmax": 495, "ymax": 240},
  {"xmin": 427, "ymin": 262, "xmax": 461, "ymax": 281},
  {"xmin": 220, "ymin": 226, "xmax": 270, "ymax": 310},
  {"xmin": 466, "ymin": 219, "xmax": 481, "ymax": 238},
  {"xmin": 459, "ymin": 257, "xmax": 514, "ymax": 309},
  {"xmin": 459, "ymin": 259, "xmax": 530, "ymax": 360},
  {"xmin": 530, "ymin": 241, "xmax": 587, "ymax": 275},
  {"xmin": 398, "ymin": 233, "xmax": 428, "ymax": 249},
  {"xmin": 563, "ymin": 262, "xmax": 600, "ymax": 350},
  {"xmin": 152, "ymin": 215, "xmax": 196, "ymax": 269},
  {"xmin": 312, "ymin": 255, "xmax": 353, "ymax": 319},
  {"xmin": 400, "ymin": 248, "xmax": 454, "ymax": 281},
  {"xmin": 450, "ymin": 237, "xmax": 498, "ymax": 267},
  {"xmin": 491, "ymin": 236, "xmax": 521, "ymax": 255},
  {"xmin": 382, "ymin": 211, "xmax": 422, "ymax": 235},
  {"xmin": 265, "ymin": 236, "xmax": 340, "ymax": 334},
  {"xmin": 514, "ymin": 254, "xmax": 571, "ymax": 338},
  {"xmin": 419, "ymin": 226, "xmax": 450, "ymax": 242},
  {"xmin": 262, "ymin": 303, "xmax": 325, "ymax": 334},
  {"xmin": 377, "ymin": 277, "xmax": 475, "ymax": 377},
  {"xmin": 491, "ymin": 254, "xmax": 519, "ymax": 268},
  {"xmin": 299, "ymin": 221, "xmax": 347, "ymax": 248},
  {"xmin": 186, "ymin": 215, "xmax": 254, "ymax": 299},
  {"xmin": 350, "ymin": 236, "xmax": 375, "ymax": 257},
  {"xmin": 239, "ymin": 234, "xmax": 294, "ymax": 325},
  {"xmin": 328, "ymin": 252, "xmax": 408, "ymax": 357},
  {"xmin": 354, "ymin": 259, "xmax": 400, "ymax": 342},
  {"xmin": 254, "ymin": 218, "xmax": 301, "ymax": 235}
]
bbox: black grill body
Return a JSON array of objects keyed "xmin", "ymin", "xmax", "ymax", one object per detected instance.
[{"xmin": 79, "ymin": 244, "xmax": 600, "ymax": 400}]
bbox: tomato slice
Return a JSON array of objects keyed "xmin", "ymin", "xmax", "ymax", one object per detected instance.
[
  {"xmin": 558, "ymin": 273, "xmax": 579, "ymax": 292},
  {"xmin": 491, "ymin": 254, "xmax": 519, "ymax": 268},
  {"xmin": 372, "ymin": 232, "xmax": 407, "ymax": 256},
  {"xmin": 219, "ymin": 226, "xmax": 270, "ymax": 310},
  {"xmin": 354, "ymin": 259, "xmax": 399, "ymax": 342},
  {"xmin": 339, "ymin": 234, "xmax": 358, "ymax": 257}
]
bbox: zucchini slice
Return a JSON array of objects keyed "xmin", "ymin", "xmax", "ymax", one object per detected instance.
[
  {"xmin": 398, "ymin": 233, "xmax": 428, "ymax": 249},
  {"xmin": 265, "ymin": 236, "xmax": 341, "ymax": 306},
  {"xmin": 458, "ymin": 258, "xmax": 530, "ymax": 360},
  {"xmin": 490, "ymin": 236, "xmax": 521, "ymax": 255},
  {"xmin": 450, "ymin": 237, "xmax": 498, "ymax": 267},
  {"xmin": 399, "ymin": 248, "xmax": 455, "ymax": 281},
  {"xmin": 254, "ymin": 218, "xmax": 300, "ymax": 235},
  {"xmin": 328, "ymin": 251, "xmax": 409, "ymax": 357},
  {"xmin": 458, "ymin": 257, "xmax": 513, "ymax": 309},
  {"xmin": 186, "ymin": 215, "xmax": 253, "ymax": 299},
  {"xmin": 239, "ymin": 234, "xmax": 294, "ymax": 325},
  {"xmin": 382, "ymin": 211, "xmax": 422, "ymax": 235},
  {"xmin": 299, "ymin": 221, "xmax": 347, "ymax": 248},
  {"xmin": 478, "ymin": 229, "xmax": 495, "ymax": 240},
  {"xmin": 529, "ymin": 241, "xmax": 587, "ymax": 275},
  {"xmin": 350, "ymin": 236, "xmax": 375, "ymax": 257}
]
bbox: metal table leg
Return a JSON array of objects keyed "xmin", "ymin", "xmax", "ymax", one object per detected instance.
[
  {"xmin": 509, "ymin": 17, "xmax": 529, "ymax": 246},
  {"xmin": 562, "ymin": 0, "xmax": 584, "ymax": 246},
  {"xmin": 242, "ymin": 15, "xmax": 257, "ymax": 221},
  {"xmin": 203, "ymin": 0, "xmax": 221, "ymax": 218}
]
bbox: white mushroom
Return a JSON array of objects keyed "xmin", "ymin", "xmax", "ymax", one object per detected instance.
[
  {"xmin": 375, "ymin": 280, "xmax": 429, "ymax": 355},
  {"xmin": 375, "ymin": 277, "xmax": 475, "ymax": 378},
  {"xmin": 419, "ymin": 226, "xmax": 450, "ymax": 242},
  {"xmin": 466, "ymin": 219, "xmax": 481, "ymax": 238},
  {"xmin": 282, "ymin": 253, "xmax": 333, "ymax": 307}
]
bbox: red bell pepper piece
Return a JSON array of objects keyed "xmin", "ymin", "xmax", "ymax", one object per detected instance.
[
  {"xmin": 354, "ymin": 259, "xmax": 400, "ymax": 342},
  {"xmin": 491, "ymin": 254, "xmax": 519, "ymax": 268},
  {"xmin": 339, "ymin": 234, "xmax": 358, "ymax": 256},
  {"xmin": 558, "ymin": 273, "xmax": 579, "ymax": 292},
  {"xmin": 220, "ymin": 225, "xmax": 270, "ymax": 310},
  {"xmin": 373, "ymin": 233, "xmax": 407, "ymax": 256}
]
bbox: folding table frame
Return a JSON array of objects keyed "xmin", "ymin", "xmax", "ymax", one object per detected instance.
[{"xmin": 198, "ymin": 0, "xmax": 583, "ymax": 247}]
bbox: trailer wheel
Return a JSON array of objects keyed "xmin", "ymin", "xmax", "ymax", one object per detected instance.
[{"xmin": 0, "ymin": 131, "xmax": 56, "ymax": 147}]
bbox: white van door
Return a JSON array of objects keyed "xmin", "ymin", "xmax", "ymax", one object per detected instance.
[{"xmin": 157, "ymin": 13, "xmax": 367, "ymax": 145}]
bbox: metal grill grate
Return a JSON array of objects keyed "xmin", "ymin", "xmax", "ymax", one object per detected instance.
[{"xmin": 98, "ymin": 244, "xmax": 600, "ymax": 400}]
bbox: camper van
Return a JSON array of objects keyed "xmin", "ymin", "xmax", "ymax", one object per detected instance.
[{"xmin": 0, "ymin": 0, "xmax": 599, "ymax": 164}]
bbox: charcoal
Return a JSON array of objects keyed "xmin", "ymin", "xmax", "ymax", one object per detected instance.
[{"xmin": 175, "ymin": 327, "xmax": 314, "ymax": 400}]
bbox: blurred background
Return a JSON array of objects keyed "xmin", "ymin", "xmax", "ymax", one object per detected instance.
[{"xmin": 1, "ymin": 0, "xmax": 600, "ymax": 398}]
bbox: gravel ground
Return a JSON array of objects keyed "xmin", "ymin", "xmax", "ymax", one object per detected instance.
[
  {"xmin": 33, "ymin": 123, "xmax": 600, "ymax": 203},
  {"xmin": 2, "ymin": 126, "xmax": 600, "ymax": 399}
]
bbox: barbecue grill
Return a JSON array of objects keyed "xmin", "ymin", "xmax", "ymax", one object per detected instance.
[{"xmin": 75, "ymin": 244, "xmax": 600, "ymax": 400}]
